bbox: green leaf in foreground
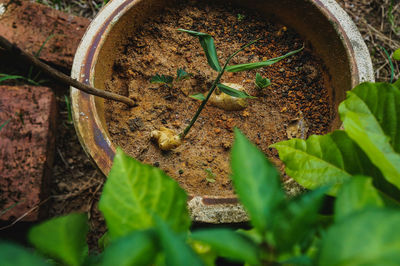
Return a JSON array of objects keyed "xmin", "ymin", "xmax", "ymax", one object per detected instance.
[
  {"xmin": 255, "ymin": 72, "xmax": 271, "ymax": 89},
  {"xmin": 231, "ymin": 129, "xmax": 285, "ymax": 233},
  {"xmin": 99, "ymin": 148, "xmax": 190, "ymax": 239},
  {"xmin": 217, "ymin": 83, "xmax": 255, "ymax": 98},
  {"xmin": 226, "ymin": 46, "xmax": 303, "ymax": 72},
  {"xmin": 0, "ymin": 242, "xmax": 49, "ymax": 266},
  {"xmin": 190, "ymin": 93, "xmax": 206, "ymax": 101},
  {"xmin": 271, "ymin": 130, "xmax": 382, "ymax": 195},
  {"xmin": 28, "ymin": 213, "xmax": 88, "ymax": 266},
  {"xmin": 393, "ymin": 48, "xmax": 400, "ymax": 61},
  {"xmin": 318, "ymin": 209, "xmax": 400, "ymax": 265},
  {"xmin": 176, "ymin": 68, "xmax": 191, "ymax": 81},
  {"xmin": 191, "ymin": 229, "xmax": 260, "ymax": 265},
  {"xmin": 334, "ymin": 176, "xmax": 384, "ymax": 222},
  {"xmin": 178, "ymin": 29, "xmax": 221, "ymax": 72},
  {"xmin": 271, "ymin": 187, "xmax": 327, "ymax": 253},
  {"xmin": 150, "ymin": 74, "xmax": 173, "ymax": 86},
  {"xmin": 155, "ymin": 216, "xmax": 204, "ymax": 266},
  {"xmin": 339, "ymin": 82, "xmax": 400, "ymax": 189},
  {"xmin": 100, "ymin": 230, "xmax": 158, "ymax": 266}
]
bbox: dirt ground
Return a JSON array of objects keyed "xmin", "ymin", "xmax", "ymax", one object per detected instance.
[{"xmin": 1, "ymin": 0, "xmax": 399, "ymax": 251}]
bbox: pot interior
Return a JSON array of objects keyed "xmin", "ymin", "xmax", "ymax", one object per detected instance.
[{"xmin": 92, "ymin": 0, "xmax": 354, "ymax": 135}]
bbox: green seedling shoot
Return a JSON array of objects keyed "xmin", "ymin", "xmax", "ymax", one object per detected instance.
[
  {"xmin": 255, "ymin": 72, "xmax": 271, "ymax": 90},
  {"xmin": 204, "ymin": 168, "xmax": 216, "ymax": 183},
  {"xmin": 151, "ymin": 28, "xmax": 303, "ymax": 150},
  {"xmin": 151, "ymin": 68, "xmax": 191, "ymax": 88}
]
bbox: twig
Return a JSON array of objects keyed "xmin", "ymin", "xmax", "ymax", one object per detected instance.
[{"xmin": 0, "ymin": 35, "xmax": 136, "ymax": 107}]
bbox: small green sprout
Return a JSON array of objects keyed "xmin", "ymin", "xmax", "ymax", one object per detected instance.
[
  {"xmin": 150, "ymin": 68, "xmax": 192, "ymax": 88},
  {"xmin": 204, "ymin": 168, "xmax": 216, "ymax": 183},
  {"xmin": 237, "ymin": 14, "xmax": 245, "ymax": 21},
  {"xmin": 176, "ymin": 68, "xmax": 191, "ymax": 81},
  {"xmin": 255, "ymin": 72, "xmax": 271, "ymax": 90},
  {"xmin": 150, "ymin": 74, "xmax": 174, "ymax": 87}
]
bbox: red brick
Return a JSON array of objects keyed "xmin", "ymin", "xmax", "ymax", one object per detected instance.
[
  {"xmin": 0, "ymin": 0, "xmax": 90, "ymax": 70},
  {"xmin": 0, "ymin": 85, "xmax": 56, "ymax": 221}
]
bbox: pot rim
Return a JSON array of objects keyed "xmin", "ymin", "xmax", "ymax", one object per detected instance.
[{"xmin": 71, "ymin": 0, "xmax": 374, "ymax": 223}]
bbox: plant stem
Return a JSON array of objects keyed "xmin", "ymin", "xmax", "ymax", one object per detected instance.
[
  {"xmin": 0, "ymin": 35, "xmax": 136, "ymax": 107},
  {"xmin": 180, "ymin": 39, "xmax": 259, "ymax": 139}
]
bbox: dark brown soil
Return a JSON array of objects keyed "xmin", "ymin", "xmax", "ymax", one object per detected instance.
[{"xmin": 105, "ymin": 1, "xmax": 334, "ymax": 197}]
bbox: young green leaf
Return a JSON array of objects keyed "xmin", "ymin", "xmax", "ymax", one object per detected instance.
[
  {"xmin": 150, "ymin": 74, "xmax": 174, "ymax": 86},
  {"xmin": 190, "ymin": 93, "xmax": 206, "ymax": 101},
  {"xmin": 271, "ymin": 187, "xmax": 327, "ymax": 253},
  {"xmin": 318, "ymin": 209, "xmax": 400, "ymax": 265},
  {"xmin": 176, "ymin": 68, "xmax": 191, "ymax": 81},
  {"xmin": 191, "ymin": 229, "xmax": 260, "ymax": 265},
  {"xmin": 28, "ymin": 213, "xmax": 88, "ymax": 266},
  {"xmin": 226, "ymin": 46, "xmax": 303, "ymax": 72},
  {"xmin": 99, "ymin": 148, "xmax": 190, "ymax": 239},
  {"xmin": 255, "ymin": 73, "xmax": 271, "ymax": 90},
  {"xmin": 100, "ymin": 230, "xmax": 158, "ymax": 266},
  {"xmin": 393, "ymin": 48, "xmax": 400, "ymax": 61},
  {"xmin": 339, "ymin": 82, "xmax": 400, "ymax": 189},
  {"xmin": 271, "ymin": 130, "xmax": 384, "ymax": 195},
  {"xmin": 0, "ymin": 242, "xmax": 50, "ymax": 266},
  {"xmin": 231, "ymin": 129, "xmax": 285, "ymax": 233},
  {"xmin": 154, "ymin": 216, "xmax": 204, "ymax": 266},
  {"xmin": 178, "ymin": 29, "xmax": 222, "ymax": 72},
  {"xmin": 334, "ymin": 176, "xmax": 384, "ymax": 222},
  {"xmin": 217, "ymin": 83, "xmax": 255, "ymax": 98}
]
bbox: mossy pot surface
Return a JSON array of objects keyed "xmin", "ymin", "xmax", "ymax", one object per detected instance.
[{"xmin": 71, "ymin": 0, "xmax": 374, "ymax": 223}]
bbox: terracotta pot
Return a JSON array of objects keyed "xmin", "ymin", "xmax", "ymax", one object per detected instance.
[{"xmin": 71, "ymin": 0, "xmax": 374, "ymax": 223}]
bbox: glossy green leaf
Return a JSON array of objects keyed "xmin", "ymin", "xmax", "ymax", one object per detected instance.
[
  {"xmin": 271, "ymin": 187, "xmax": 327, "ymax": 253},
  {"xmin": 150, "ymin": 74, "xmax": 173, "ymax": 86},
  {"xmin": 28, "ymin": 213, "xmax": 88, "ymax": 266},
  {"xmin": 190, "ymin": 93, "xmax": 206, "ymax": 101},
  {"xmin": 226, "ymin": 46, "xmax": 303, "ymax": 72},
  {"xmin": 255, "ymin": 73, "xmax": 271, "ymax": 89},
  {"xmin": 217, "ymin": 84, "xmax": 255, "ymax": 98},
  {"xmin": 339, "ymin": 82, "xmax": 400, "ymax": 189},
  {"xmin": 178, "ymin": 29, "xmax": 221, "ymax": 71},
  {"xmin": 191, "ymin": 229, "xmax": 260, "ymax": 265},
  {"xmin": 271, "ymin": 130, "xmax": 383, "ymax": 195},
  {"xmin": 190, "ymin": 239, "xmax": 217, "ymax": 266},
  {"xmin": 154, "ymin": 216, "xmax": 204, "ymax": 266},
  {"xmin": 231, "ymin": 129, "xmax": 285, "ymax": 233},
  {"xmin": 176, "ymin": 68, "xmax": 191, "ymax": 81},
  {"xmin": 99, "ymin": 148, "xmax": 190, "ymax": 239},
  {"xmin": 393, "ymin": 48, "xmax": 400, "ymax": 61},
  {"xmin": 319, "ymin": 209, "xmax": 400, "ymax": 265},
  {"xmin": 335, "ymin": 176, "xmax": 384, "ymax": 222},
  {"xmin": 0, "ymin": 242, "xmax": 49, "ymax": 266},
  {"xmin": 100, "ymin": 230, "xmax": 158, "ymax": 266}
]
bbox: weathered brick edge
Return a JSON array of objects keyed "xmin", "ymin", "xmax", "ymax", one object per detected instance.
[
  {"xmin": 0, "ymin": 0, "xmax": 90, "ymax": 70},
  {"xmin": 0, "ymin": 86, "xmax": 57, "ymax": 222}
]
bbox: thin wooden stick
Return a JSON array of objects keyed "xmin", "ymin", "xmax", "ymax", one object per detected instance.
[{"xmin": 0, "ymin": 35, "xmax": 136, "ymax": 107}]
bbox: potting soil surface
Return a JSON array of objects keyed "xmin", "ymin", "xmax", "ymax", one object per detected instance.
[{"xmin": 105, "ymin": 0, "xmax": 334, "ymax": 197}]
